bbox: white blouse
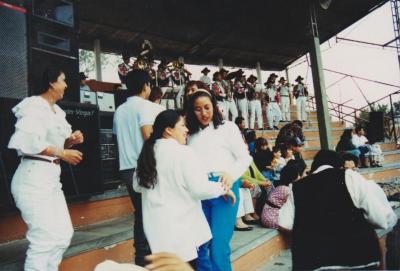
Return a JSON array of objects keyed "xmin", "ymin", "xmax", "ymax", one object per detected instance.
[
  {"xmin": 133, "ymin": 138, "xmax": 226, "ymax": 261},
  {"xmin": 8, "ymin": 96, "xmax": 71, "ymax": 159},
  {"xmin": 187, "ymin": 121, "xmax": 252, "ymax": 181},
  {"xmin": 279, "ymin": 166, "xmax": 398, "ymax": 231}
]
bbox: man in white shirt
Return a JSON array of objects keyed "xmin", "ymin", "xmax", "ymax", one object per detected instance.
[
  {"xmin": 279, "ymin": 150, "xmax": 397, "ymax": 270},
  {"xmin": 113, "ymin": 69, "xmax": 160, "ymax": 267}
]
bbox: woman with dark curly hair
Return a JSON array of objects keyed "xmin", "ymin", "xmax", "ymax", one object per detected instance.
[{"xmin": 186, "ymin": 90, "xmax": 252, "ymax": 271}]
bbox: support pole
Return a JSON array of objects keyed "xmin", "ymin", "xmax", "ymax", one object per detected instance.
[
  {"xmin": 256, "ymin": 62, "xmax": 262, "ymax": 84},
  {"xmin": 218, "ymin": 59, "xmax": 223, "ymax": 70},
  {"xmin": 309, "ymin": 2, "xmax": 333, "ymax": 150},
  {"xmin": 94, "ymin": 39, "xmax": 102, "ymax": 81},
  {"xmin": 285, "ymin": 68, "xmax": 290, "ymax": 82}
]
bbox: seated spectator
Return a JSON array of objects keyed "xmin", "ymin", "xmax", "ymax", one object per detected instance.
[
  {"xmin": 235, "ymin": 179, "xmax": 255, "ymax": 231},
  {"xmin": 368, "ymin": 139, "xmax": 384, "ymax": 167},
  {"xmin": 235, "ymin": 116, "xmax": 246, "ymax": 140},
  {"xmin": 261, "ymin": 161, "xmax": 301, "ymax": 229},
  {"xmin": 266, "ymin": 146, "xmax": 286, "ymax": 185},
  {"xmin": 289, "ymin": 137, "xmax": 307, "ymax": 176},
  {"xmin": 253, "ymin": 137, "xmax": 273, "ymax": 177},
  {"xmin": 281, "ymin": 146, "xmax": 295, "ymax": 164},
  {"xmin": 352, "ymin": 126, "xmax": 370, "ymax": 167},
  {"xmin": 341, "ymin": 152, "xmax": 359, "ymax": 170},
  {"xmin": 336, "ymin": 128, "xmax": 361, "ymax": 158},
  {"xmin": 244, "ymin": 129, "xmax": 257, "ymax": 155},
  {"xmin": 279, "ymin": 150, "xmax": 397, "ymax": 270},
  {"xmin": 275, "ymin": 120, "xmax": 305, "ymax": 148},
  {"xmin": 241, "ymin": 161, "xmax": 272, "ymax": 223}
]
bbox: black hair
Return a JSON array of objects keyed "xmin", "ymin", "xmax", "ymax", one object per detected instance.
[
  {"xmin": 40, "ymin": 66, "xmax": 64, "ymax": 94},
  {"xmin": 126, "ymin": 69, "xmax": 151, "ymax": 96},
  {"xmin": 340, "ymin": 128, "xmax": 353, "ymax": 141},
  {"xmin": 341, "ymin": 153, "xmax": 359, "ymax": 166},
  {"xmin": 272, "ymin": 146, "xmax": 281, "ymax": 153},
  {"xmin": 277, "ymin": 162, "xmax": 301, "ymax": 186},
  {"xmin": 235, "ymin": 116, "xmax": 245, "ymax": 127},
  {"xmin": 292, "ymin": 120, "xmax": 303, "ymax": 128},
  {"xmin": 149, "ymin": 86, "xmax": 163, "ymax": 102},
  {"xmin": 136, "ymin": 110, "xmax": 182, "ymax": 189},
  {"xmin": 244, "ymin": 129, "xmax": 256, "ymax": 143},
  {"xmin": 310, "ymin": 150, "xmax": 343, "ymax": 173},
  {"xmin": 254, "ymin": 137, "xmax": 268, "ymax": 153},
  {"xmin": 186, "ymin": 90, "xmax": 224, "ymax": 134},
  {"xmin": 354, "ymin": 126, "xmax": 364, "ymax": 134}
]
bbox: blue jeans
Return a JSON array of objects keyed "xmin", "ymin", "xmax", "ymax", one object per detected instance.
[{"xmin": 197, "ymin": 174, "xmax": 241, "ymax": 271}]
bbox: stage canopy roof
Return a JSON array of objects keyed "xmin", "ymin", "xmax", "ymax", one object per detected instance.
[{"xmin": 78, "ymin": 0, "xmax": 387, "ymax": 70}]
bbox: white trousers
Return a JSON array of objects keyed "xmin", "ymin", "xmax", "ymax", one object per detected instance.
[
  {"xmin": 296, "ymin": 96, "xmax": 308, "ymax": 121},
  {"xmin": 226, "ymin": 99, "xmax": 238, "ymax": 121},
  {"xmin": 237, "ymin": 98, "xmax": 249, "ymax": 128},
  {"xmin": 249, "ymin": 100, "xmax": 263, "ymax": 129},
  {"xmin": 217, "ymin": 101, "xmax": 228, "ymax": 120},
  {"xmin": 174, "ymin": 86, "xmax": 185, "ymax": 109},
  {"xmin": 11, "ymin": 159, "xmax": 74, "ymax": 271},
  {"xmin": 237, "ymin": 188, "xmax": 255, "ymax": 218},
  {"xmin": 160, "ymin": 87, "xmax": 176, "ymax": 110},
  {"xmin": 280, "ymin": 96, "xmax": 291, "ymax": 121},
  {"xmin": 266, "ymin": 102, "xmax": 282, "ymax": 128}
]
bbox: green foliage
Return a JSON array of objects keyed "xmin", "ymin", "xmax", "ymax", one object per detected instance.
[{"xmin": 79, "ymin": 49, "xmax": 120, "ymax": 77}]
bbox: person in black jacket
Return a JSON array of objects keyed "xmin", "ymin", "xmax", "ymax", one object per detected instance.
[{"xmin": 336, "ymin": 128, "xmax": 361, "ymax": 159}]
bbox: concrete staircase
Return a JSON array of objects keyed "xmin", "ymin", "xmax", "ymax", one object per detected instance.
[{"xmin": 0, "ymin": 108, "xmax": 399, "ymax": 271}]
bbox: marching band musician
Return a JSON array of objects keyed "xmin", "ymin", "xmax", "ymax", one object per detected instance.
[
  {"xmin": 211, "ymin": 71, "xmax": 228, "ymax": 119},
  {"xmin": 265, "ymin": 74, "xmax": 282, "ymax": 130},
  {"xmin": 171, "ymin": 61, "xmax": 191, "ymax": 109},
  {"xmin": 278, "ymin": 77, "xmax": 291, "ymax": 122},
  {"xmin": 157, "ymin": 59, "xmax": 174, "ymax": 109},
  {"xmin": 220, "ymin": 68, "xmax": 238, "ymax": 122},
  {"xmin": 293, "ymin": 75, "xmax": 308, "ymax": 122},
  {"xmin": 117, "ymin": 51, "xmax": 132, "ymax": 89},
  {"xmin": 247, "ymin": 75, "xmax": 263, "ymax": 130},
  {"xmin": 200, "ymin": 67, "xmax": 212, "ymax": 88},
  {"xmin": 234, "ymin": 74, "xmax": 249, "ymax": 128}
]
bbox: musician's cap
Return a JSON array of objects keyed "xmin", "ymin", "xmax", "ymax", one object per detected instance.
[
  {"xmin": 269, "ymin": 73, "xmax": 279, "ymax": 79},
  {"xmin": 295, "ymin": 75, "xmax": 304, "ymax": 82},
  {"xmin": 220, "ymin": 68, "xmax": 229, "ymax": 74},
  {"xmin": 278, "ymin": 77, "xmax": 286, "ymax": 83},
  {"xmin": 201, "ymin": 67, "xmax": 211, "ymax": 74},
  {"xmin": 79, "ymin": 72, "xmax": 88, "ymax": 81},
  {"xmin": 247, "ymin": 74, "xmax": 257, "ymax": 82}
]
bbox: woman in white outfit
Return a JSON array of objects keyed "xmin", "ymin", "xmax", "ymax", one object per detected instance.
[
  {"xmin": 134, "ymin": 110, "xmax": 235, "ymax": 270},
  {"xmin": 8, "ymin": 67, "xmax": 84, "ymax": 271}
]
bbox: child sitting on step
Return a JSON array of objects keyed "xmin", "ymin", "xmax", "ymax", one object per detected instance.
[{"xmin": 368, "ymin": 140, "xmax": 384, "ymax": 167}]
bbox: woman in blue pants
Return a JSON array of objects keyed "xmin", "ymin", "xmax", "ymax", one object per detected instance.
[{"xmin": 186, "ymin": 90, "xmax": 252, "ymax": 271}]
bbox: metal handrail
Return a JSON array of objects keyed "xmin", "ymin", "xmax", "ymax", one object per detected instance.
[{"xmin": 306, "ymin": 89, "xmax": 400, "ymax": 142}]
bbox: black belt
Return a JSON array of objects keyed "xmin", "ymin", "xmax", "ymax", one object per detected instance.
[{"xmin": 22, "ymin": 155, "xmax": 61, "ymax": 165}]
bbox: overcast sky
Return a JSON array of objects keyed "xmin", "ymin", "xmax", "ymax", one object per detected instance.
[{"xmin": 97, "ymin": 2, "xmax": 400, "ymax": 111}]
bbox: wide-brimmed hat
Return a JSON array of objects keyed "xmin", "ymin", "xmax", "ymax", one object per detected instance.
[
  {"xmin": 220, "ymin": 68, "xmax": 229, "ymax": 74},
  {"xmin": 278, "ymin": 77, "xmax": 286, "ymax": 83},
  {"xmin": 295, "ymin": 75, "xmax": 304, "ymax": 82},
  {"xmin": 269, "ymin": 73, "xmax": 279, "ymax": 79},
  {"xmin": 79, "ymin": 72, "xmax": 88, "ymax": 81},
  {"xmin": 122, "ymin": 50, "xmax": 130, "ymax": 60},
  {"xmin": 201, "ymin": 67, "xmax": 211, "ymax": 74},
  {"xmin": 247, "ymin": 75, "xmax": 257, "ymax": 82}
]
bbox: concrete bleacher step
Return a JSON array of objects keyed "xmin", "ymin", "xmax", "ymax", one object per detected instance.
[
  {"xmin": 0, "ymin": 214, "xmax": 288, "ymax": 271},
  {"xmin": 257, "ymin": 127, "xmax": 344, "ymax": 138}
]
